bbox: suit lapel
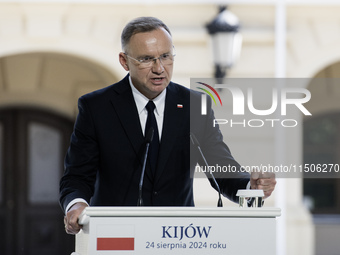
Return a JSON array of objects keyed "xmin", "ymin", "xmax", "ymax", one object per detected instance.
[
  {"xmin": 155, "ymin": 83, "xmax": 188, "ymax": 183},
  {"xmin": 109, "ymin": 76, "xmax": 145, "ymax": 162}
]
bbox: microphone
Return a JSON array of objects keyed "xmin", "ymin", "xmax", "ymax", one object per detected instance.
[
  {"xmin": 190, "ymin": 132, "xmax": 223, "ymax": 207},
  {"xmin": 137, "ymin": 128, "xmax": 154, "ymax": 206}
]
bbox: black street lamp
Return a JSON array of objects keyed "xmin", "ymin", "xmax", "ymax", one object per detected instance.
[{"xmin": 206, "ymin": 6, "xmax": 242, "ymax": 83}]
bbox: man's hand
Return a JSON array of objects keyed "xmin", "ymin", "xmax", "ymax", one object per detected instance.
[
  {"xmin": 250, "ymin": 170, "xmax": 276, "ymax": 199},
  {"xmin": 64, "ymin": 202, "xmax": 88, "ymax": 235}
]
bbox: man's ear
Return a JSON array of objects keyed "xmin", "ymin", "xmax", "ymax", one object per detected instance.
[{"xmin": 119, "ymin": 52, "xmax": 129, "ymax": 71}]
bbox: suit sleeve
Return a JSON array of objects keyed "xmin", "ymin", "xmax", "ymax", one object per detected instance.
[
  {"xmin": 192, "ymin": 93, "xmax": 250, "ymax": 203},
  {"xmin": 59, "ymin": 96, "xmax": 99, "ymax": 212}
]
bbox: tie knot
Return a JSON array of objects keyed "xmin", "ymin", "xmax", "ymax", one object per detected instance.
[{"xmin": 146, "ymin": 101, "xmax": 156, "ymax": 113}]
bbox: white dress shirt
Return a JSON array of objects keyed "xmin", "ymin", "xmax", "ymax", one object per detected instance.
[{"xmin": 128, "ymin": 76, "xmax": 166, "ymax": 140}]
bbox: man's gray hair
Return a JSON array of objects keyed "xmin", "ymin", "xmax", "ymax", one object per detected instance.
[{"xmin": 121, "ymin": 17, "xmax": 171, "ymax": 52}]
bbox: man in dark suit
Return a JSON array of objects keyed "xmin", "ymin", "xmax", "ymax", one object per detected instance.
[{"xmin": 60, "ymin": 17, "xmax": 276, "ymax": 235}]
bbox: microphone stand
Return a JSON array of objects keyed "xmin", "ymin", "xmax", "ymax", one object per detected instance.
[
  {"xmin": 190, "ymin": 132, "xmax": 223, "ymax": 207},
  {"xmin": 137, "ymin": 128, "xmax": 154, "ymax": 206}
]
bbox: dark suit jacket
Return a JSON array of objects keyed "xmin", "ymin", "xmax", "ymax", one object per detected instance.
[{"xmin": 59, "ymin": 75, "xmax": 250, "ymax": 212}]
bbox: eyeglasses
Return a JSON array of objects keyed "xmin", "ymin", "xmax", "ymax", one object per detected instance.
[{"xmin": 124, "ymin": 47, "xmax": 176, "ymax": 68}]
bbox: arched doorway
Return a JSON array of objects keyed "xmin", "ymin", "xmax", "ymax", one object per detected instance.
[
  {"xmin": 303, "ymin": 62, "xmax": 340, "ymax": 213},
  {"xmin": 303, "ymin": 62, "xmax": 340, "ymax": 254},
  {"xmin": 0, "ymin": 108, "xmax": 74, "ymax": 255},
  {"xmin": 0, "ymin": 51, "xmax": 118, "ymax": 254}
]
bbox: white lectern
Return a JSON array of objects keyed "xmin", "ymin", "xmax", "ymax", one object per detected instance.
[{"xmin": 73, "ymin": 207, "xmax": 280, "ymax": 255}]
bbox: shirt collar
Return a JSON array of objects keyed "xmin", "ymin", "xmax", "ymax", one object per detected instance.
[{"xmin": 129, "ymin": 76, "xmax": 166, "ymax": 116}]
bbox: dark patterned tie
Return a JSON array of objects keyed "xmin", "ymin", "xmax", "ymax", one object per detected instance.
[{"xmin": 145, "ymin": 101, "xmax": 159, "ymax": 174}]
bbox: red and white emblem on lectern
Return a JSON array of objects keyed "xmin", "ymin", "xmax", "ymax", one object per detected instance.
[{"xmin": 96, "ymin": 224, "xmax": 135, "ymax": 251}]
